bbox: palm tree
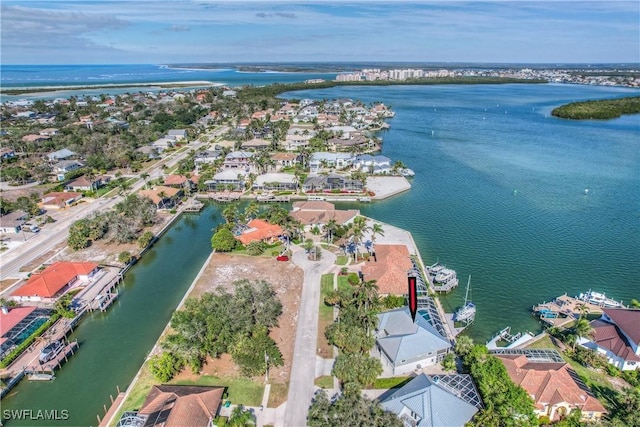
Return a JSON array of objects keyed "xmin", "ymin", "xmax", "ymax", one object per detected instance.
[
  {"xmin": 323, "ymin": 218, "xmax": 338, "ymax": 243},
  {"xmin": 140, "ymin": 172, "xmax": 150, "ymax": 189},
  {"xmin": 222, "ymin": 205, "xmax": 240, "ymax": 224},
  {"xmin": 573, "ymin": 317, "xmax": 593, "ymax": 342},
  {"xmin": 349, "ymin": 216, "xmax": 371, "ymax": 261},
  {"xmin": 244, "ymin": 202, "xmax": 260, "ymax": 221},
  {"xmin": 227, "ymin": 405, "xmax": 255, "ymax": 427},
  {"xmin": 370, "ymin": 223, "xmax": 384, "ymax": 246}
]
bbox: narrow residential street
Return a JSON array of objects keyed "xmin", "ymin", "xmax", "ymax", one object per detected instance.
[{"xmin": 283, "ymin": 245, "xmax": 336, "ymax": 427}]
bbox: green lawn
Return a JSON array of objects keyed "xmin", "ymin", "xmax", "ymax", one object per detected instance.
[
  {"xmin": 335, "ymin": 256, "xmax": 348, "ymax": 266},
  {"xmin": 563, "ymin": 356, "xmax": 620, "ymax": 410},
  {"xmin": 524, "ymin": 334, "xmax": 557, "ymax": 349},
  {"xmin": 173, "ymin": 375, "xmax": 264, "ymax": 406},
  {"xmin": 370, "ymin": 376, "xmax": 412, "ymax": 389},
  {"xmin": 267, "ymin": 383, "xmax": 288, "ymax": 408},
  {"xmin": 337, "ymin": 273, "xmax": 357, "ymax": 292},
  {"xmin": 315, "ymin": 376, "xmax": 334, "ymax": 389},
  {"xmin": 318, "ymin": 273, "xmax": 335, "ymax": 357}
]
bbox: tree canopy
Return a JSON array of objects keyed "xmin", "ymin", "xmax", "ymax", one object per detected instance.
[{"xmin": 307, "ymin": 389, "xmax": 402, "ymax": 427}]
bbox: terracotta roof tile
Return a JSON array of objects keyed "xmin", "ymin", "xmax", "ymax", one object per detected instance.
[
  {"xmin": 236, "ymin": 219, "xmax": 283, "ymax": 245},
  {"xmin": 603, "ymin": 308, "xmax": 640, "ymax": 344},
  {"xmin": 139, "ymin": 385, "xmax": 225, "ymax": 427},
  {"xmin": 361, "ymin": 244, "xmax": 413, "ymax": 295},
  {"xmin": 12, "ymin": 262, "xmax": 98, "ymax": 298}
]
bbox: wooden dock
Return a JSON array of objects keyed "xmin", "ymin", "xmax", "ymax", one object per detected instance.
[
  {"xmin": 183, "ymin": 198, "xmax": 205, "ymax": 212},
  {"xmin": 26, "ymin": 340, "xmax": 78, "ymax": 374},
  {"xmin": 97, "ymin": 390, "xmax": 126, "ymax": 427},
  {"xmin": 256, "ymin": 195, "xmax": 291, "ymax": 203},
  {"xmin": 532, "ymin": 294, "xmax": 604, "ymax": 328}
]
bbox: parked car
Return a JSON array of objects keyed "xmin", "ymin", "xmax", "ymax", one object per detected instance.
[
  {"xmin": 276, "ymin": 255, "xmax": 289, "ymax": 262},
  {"xmin": 22, "ymin": 223, "xmax": 40, "ymax": 233},
  {"xmin": 39, "ymin": 340, "xmax": 64, "ymax": 363}
]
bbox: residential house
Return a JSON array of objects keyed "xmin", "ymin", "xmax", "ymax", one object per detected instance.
[
  {"xmin": 241, "ymin": 138, "xmax": 270, "ymax": 151},
  {"xmin": 151, "ymin": 137, "xmax": 175, "ymax": 151},
  {"xmin": 163, "ymin": 174, "xmax": 191, "ymax": 190},
  {"xmin": 253, "ymin": 173, "xmax": 298, "ymax": 192},
  {"xmin": 39, "ymin": 128, "xmax": 60, "ymax": 136},
  {"xmin": 0, "ymin": 210, "xmax": 28, "ymax": 234},
  {"xmin": 302, "ymin": 174, "xmax": 364, "ymax": 193},
  {"xmin": 380, "ymin": 373, "xmax": 481, "ymax": 427},
  {"xmin": 204, "ymin": 170, "xmax": 245, "ymax": 192},
  {"xmin": 283, "ymin": 133, "xmax": 313, "ymax": 151},
  {"xmin": 136, "ymin": 145, "xmax": 161, "ymax": 159},
  {"xmin": 327, "ymin": 135, "xmax": 372, "ymax": 152},
  {"xmin": 375, "ymin": 307, "xmax": 452, "ymax": 375},
  {"xmin": 309, "ymin": 153, "xmax": 354, "ymax": 173},
  {"xmin": 578, "ymin": 308, "xmax": 640, "ymax": 371},
  {"xmin": 47, "ymin": 148, "xmax": 76, "ymax": 162},
  {"xmin": 289, "ymin": 201, "xmax": 359, "ymax": 231},
  {"xmin": 138, "ymin": 186, "xmax": 183, "ymax": 209},
  {"xmin": 354, "ymin": 154, "xmax": 392, "ymax": 174},
  {"xmin": 362, "ymin": 244, "xmax": 414, "ymax": 295},
  {"xmin": 53, "ymin": 160, "xmax": 84, "ymax": 181},
  {"xmin": 41, "ymin": 192, "xmax": 83, "ymax": 209},
  {"xmin": 235, "ymin": 219, "xmax": 283, "ymax": 246},
  {"xmin": 222, "ymin": 151, "xmax": 253, "ymax": 170},
  {"xmin": 166, "ymin": 129, "xmax": 187, "ymax": 141},
  {"xmin": 12, "ymin": 261, "xmax": 99, "ymax": 302},
  {"xmin": 194, "ymin": 148, "xmax": 223, "ymax": 166},
  {"xmin": 1, "ymin": 306, "xmax": 52, "ymax": 358},
  {"xmin": 21, "ymin": 134, "xmax": 50, "ymax": 144},
  {"xmin": 0, "ymin": 147, "xmax": 16, "ymax": 161},
  {"xmin": 64, "ymin": 175, "xmax": 110, "ymax": 192},
  {"xmin": 121, "ymin": 385, "xmax": 225, "ymax": 427},
  {"xmin": 270, "ymin": 153, "xmax": 300, "ymax": 170},
  {"xmin": 495, "ymin": 349, "xmax": 607, "ymax": 422}
]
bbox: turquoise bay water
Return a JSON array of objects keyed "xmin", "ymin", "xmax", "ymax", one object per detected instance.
[{"xmin": 287, "ymin": 83, "xmax": 640, "ymax": 340}]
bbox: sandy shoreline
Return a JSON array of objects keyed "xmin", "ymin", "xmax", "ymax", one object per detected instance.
[{"xmin": 1, "ymin": 81, "xmax": 222, "ymax": 96}]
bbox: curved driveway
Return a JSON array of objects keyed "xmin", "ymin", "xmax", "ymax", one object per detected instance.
[{"xmin": 283, "ymin": 245, "xmax": 336, "ymax": 427}]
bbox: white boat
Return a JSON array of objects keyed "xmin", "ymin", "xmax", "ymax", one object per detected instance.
[
  {"xmin": 428, "ymin": 263, "xmax": 446, "ymax": 274},
  {"xmin": 400, "ymin": 168, "xmax": 415, "ymax": 177},
  {"xmin": 577, "ymin": 290, "xmax": 623, "ymax": 308},
  {"xmin": 454, "ymin": 276, "xmax": 476, "ymax": 322},
  {"xmin": 359, "ymin": 196, "xmax": 371, "ymax": 202},
  {"xmin": 434, "ymin": 268, "xmax": 456, "ymax": 283}
]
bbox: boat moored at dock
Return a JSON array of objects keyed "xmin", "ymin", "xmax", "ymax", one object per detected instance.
[{"xmin": 577, "ymin": 290, "xmax": 623, "ymax": 308}]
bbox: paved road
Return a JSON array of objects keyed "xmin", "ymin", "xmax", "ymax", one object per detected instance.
[
  {"xmin": 283, "ymin": 245, "xmax": 336, "ymax": 427},
  {"xmin": 0, "ymin": 126, "xmax": 228, "ymax": 285}
]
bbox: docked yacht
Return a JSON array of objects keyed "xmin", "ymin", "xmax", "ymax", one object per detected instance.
[
  {"xmin": 577, "ymin": 290, "xmax": 623, "ymax": 308},
  {"xmin": 454, "ymin": 276, "xmax": 476, "ymax": 323}
]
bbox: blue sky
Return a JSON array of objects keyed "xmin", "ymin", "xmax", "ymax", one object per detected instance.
[{"xmin": 2, "ymin": 1, "xmax": 639, "ymax": 64}]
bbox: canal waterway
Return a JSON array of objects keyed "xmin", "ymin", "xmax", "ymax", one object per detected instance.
[{"xmin": 1, "ymin": 209, "xmax": 222, "ymax": 426}]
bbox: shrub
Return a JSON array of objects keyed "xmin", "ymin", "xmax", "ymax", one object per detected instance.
[
  {"xmin": 138, "ymin": 231, "xmax": 155, "ymax": 248},
  {"xmin": 118, "ymin": 251, "xmax": 132, "ymax": 264},
  {"xmin": 246, "ymin": 241, "xmax": 267, "ymax": 256},
  {"xmin": 149, "ymin": 351, "xmax": 184, "ymax": 383}
]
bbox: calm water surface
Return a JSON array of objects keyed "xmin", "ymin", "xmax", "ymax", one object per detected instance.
[
  {"xmin": 1, "ymin": 81, "xmax": 638, "ymax": 425},
  {"xmin": 287, "ymin": 83, "xmax": 640, "ymax": 340}
]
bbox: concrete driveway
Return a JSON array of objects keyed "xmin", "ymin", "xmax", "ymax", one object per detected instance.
[{"xmin": 283, "ymin": 245, "xmax": 336, "ymax": 427}]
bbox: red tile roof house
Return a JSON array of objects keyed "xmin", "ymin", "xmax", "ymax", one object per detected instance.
[
  {"xmin": 12, "ymin": 262, "xmax": 99, "ymax": 302},
  {"xmin": 578, "ymin": 308, "xmax": 640, "ymax": 371},
  {"xmin": 138, "ymin": 186, "xmax": 183, "ymax": 209},
  {"xmin": 235, "ymin": 219, "xmax": 283, "ymax": 246},
  {"xmin": 361, "ymin": 244, "xmax": 413, "ymax": 295},
  {"xmin": 41, "ymin": 192, "xmax": 83, "ymax": 210},
  {"xmin": 289, "ymin": 201, "xmax": 360, "ymax": 232},
  {"xmin": 120, "ymin": 385, "xmax": 225, "ymax": 427},
  {"xmin": 495, "ymin": 353, "xmax": 606, "ymax": 422}
]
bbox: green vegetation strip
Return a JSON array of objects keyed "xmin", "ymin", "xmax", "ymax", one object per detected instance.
[
  {"xmin": 0, "ymin": 313, "xmax": 61, "ymax": 368},
  {"xmin": 319, "ymin": 274, "xmax": 335, "ymax": 322},
  {"xmin": 370, "ymin": 376, "xmax": 412, "ymax": 389},
  {"xmin": 552, "ymin": 95, "xmax": 640, "ymax": 120}
]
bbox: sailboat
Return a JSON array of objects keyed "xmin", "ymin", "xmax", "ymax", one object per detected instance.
[{"xmin": 454, "ymin": 275, "xmax": 476, "ymax": 322}]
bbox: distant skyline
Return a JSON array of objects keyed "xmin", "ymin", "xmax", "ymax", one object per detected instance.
[{"xmin": 2, "ymin": 1, "xmax": 639, "ymax": 65}]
